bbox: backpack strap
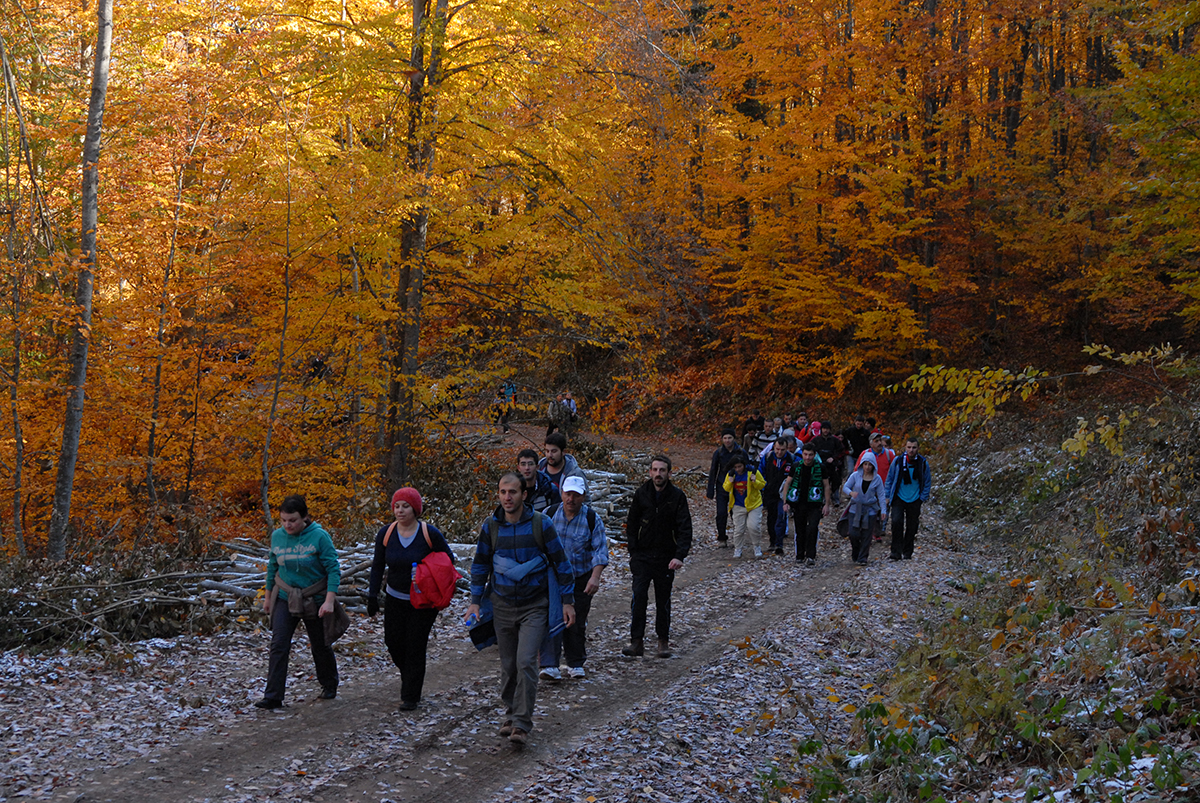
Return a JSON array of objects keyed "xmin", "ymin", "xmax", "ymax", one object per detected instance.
[
  {"xmin": 384, "ymin": 521, "xmax": 431, "ymax": 549},
  {"xmin": 547, "ymin": 503, "xmax": 597, "ymax": 532},
  {"xmin": 488, "ymin": 513, "xmax": 546, "ymax": 553}
]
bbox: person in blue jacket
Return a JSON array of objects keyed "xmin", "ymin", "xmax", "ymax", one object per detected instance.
[
  {"xmin": 465, "ymin": 473, "xmax": 576, "ymax": 746},
  {"xmin": 883, "ymin": 438, "xmax": 933, "ymax": 561}
]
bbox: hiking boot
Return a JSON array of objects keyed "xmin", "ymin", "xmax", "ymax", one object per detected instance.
[
  {"xmin": 318, "ymin": 687, "xmax": 337, "ymax": 700},
  {"xmin": 499, "ymin": 720, "xmax": 514, "ymax": 737},
  {"xmin": 253, "ymin": 697, "xmax": 282, "ymax": 710},
  {"xmin": 774, "ymin": 548, "xmax": 784, "ymax": 556},
  {"xmin": 509, "ymin": 728, "xmax": 528, "ymax": 746},
  {"xmin": 656, "ymin": 639, "xmax": 672, "ymax": 659},
  {"xmin": 399, "ymin": 699, "xmax": 419, "ymax": 711},
  {"xmin": 622, "ymin": 639, "xmax": 644, "ymax": 657},
  {"xmin": 805, "ymin": 557, "xmax": 815, "ymax": 567}
]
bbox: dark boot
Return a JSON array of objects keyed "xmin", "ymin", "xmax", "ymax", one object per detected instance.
[
  {"xmin": 656, "ymin": 638, "xmax": 672, "ymax": 658},
  {"xmin": 622, "ymin": 639, "xmax": 644, "ymax": 657}
]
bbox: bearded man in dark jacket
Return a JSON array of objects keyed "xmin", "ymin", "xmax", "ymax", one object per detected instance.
[{"xmin": 623, "ymin": 454, "xmax": 692, "ymax": 659}]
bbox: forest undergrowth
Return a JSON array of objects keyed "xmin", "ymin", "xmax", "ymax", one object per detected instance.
[{"xmin": 771, "ymin": 368, "xmax": 1200, "ymax": 801}]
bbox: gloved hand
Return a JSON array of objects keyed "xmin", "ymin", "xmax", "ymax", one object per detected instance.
[{"xmin": 367, "ymin": 596, "xmax": 379, "ymax": 617}]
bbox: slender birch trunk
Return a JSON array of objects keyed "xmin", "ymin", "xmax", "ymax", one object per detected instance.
[{"xmin": 47, "ymin": 0, "xmax": 111, "ymax": 561}]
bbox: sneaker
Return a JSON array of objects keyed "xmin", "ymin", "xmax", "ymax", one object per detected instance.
[
  {"xmin": 318, "ymin": 687, "xmax": 337, "ymax": 700},
  {"xmin": 732, "ymin": 548, "xmax": 743, "ymax": 558},
  {"xmin": 253, "ymin": 697, "xmax": 282, "ymax": 710},
  {"xmin": 805, "ymin": 557, "xmax": 815, "ymax": 567},
  {"xmin": 856, "ymin": 559, "xmax": 869, "ymax": 566},
  {"xmin": 795, "ymin": 556, "xmax": 804, "ymax": 563},
  {"xmin": 718, "ymin": 540, "xmax": 729, "ymax": 548},
  {"xmin": 399, "ymin": 699, "xmax": 419, "ymax": 711},
  {"xmin": 774, "ymin": 548, "xmax": 784, "ymax": 556},
  {"xmin": 567, "ymin": 666, "xmax": 586, "ymax": 679},
  {"xmin": 539, "ymin": 667, "xmax": 562, "ymax": 682},
  {"xmin": 753, "ymin": 547, "xmax": 763, "ymax": 558}
]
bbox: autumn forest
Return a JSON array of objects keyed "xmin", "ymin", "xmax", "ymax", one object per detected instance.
[{"xmin": 2, "ymin": 0, "xmax": 1198, "ymax": 558}]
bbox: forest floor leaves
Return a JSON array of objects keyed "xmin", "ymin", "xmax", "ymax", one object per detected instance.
[{"xmin": 1, "ymin": 485, "xmax": 986, "ymax": 803}]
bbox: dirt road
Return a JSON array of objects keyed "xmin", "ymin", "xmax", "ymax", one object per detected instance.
[{"xmin": 18, "ymin": 431, "xmax": 972, "ymax": 803}]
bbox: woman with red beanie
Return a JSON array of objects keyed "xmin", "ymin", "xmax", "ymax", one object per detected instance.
[{"xmin": 367, "ymin": 487, "xmax": 456, "ymax": 711}]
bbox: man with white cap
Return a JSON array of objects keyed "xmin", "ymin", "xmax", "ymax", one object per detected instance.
[{"xmin": 538, "ymin": 475, "xmax": 608, "ymax": 680}]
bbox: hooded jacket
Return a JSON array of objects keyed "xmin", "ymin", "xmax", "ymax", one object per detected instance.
[
  {"xmin": 469, "ymin": 506, "xmax": 575, "ymax": 606},
  {"xmin": 538, "ymin": 453, "xmax": 589, "ymax": 502},
  {"xmin": 266, "ymin": 521, "xmax": 340, "ymax": 602}
]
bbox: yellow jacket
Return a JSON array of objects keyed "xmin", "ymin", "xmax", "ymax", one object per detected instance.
[{"xmin": 723, "ymin": 469, "xmax": 767, "ymax": 512}]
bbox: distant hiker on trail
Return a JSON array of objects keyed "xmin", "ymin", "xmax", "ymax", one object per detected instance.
[
  {"xmin": 624, "ymin": 455, "xmax": 692, "ymax": 659},
  {"xmin": 883, "ymin": 438, "xmax": 932, "ymax": 561},
  {"xmin": 843, "ymin": 453, "xmax": 887, "ymax": 566},
  {"xmin": 366, "ymin": 487, "xmax": 456, "ymax": 711},
  {"xmin": 255, "ymin": 495, "xmax": 342, "ymax": 710},
  {"xmin": 706, "ymin": 428, "xmax": 745, "ymax": 548},
  {"xmin": 537, "ymin": 475, "xmax": 608, "ymax": 681},
  {"xmin": 752, "ymin": 417, "xmax": 778, "ymax": 457},
  {"xmin": 758, "ymin": 435, "xmax": 795, "ymax": 556},
  {"xmin": 517, "ymin": 448, "xmax": 560, "ymax": 514},
  {"xmin": 782, "ymin": 441, "xmax": 831, "ymax": 566},
  {"xmin": 547, "ymin": 392, "xmax": 570, "ymax": 437},
  {"xmin": 465, "ymin": 473, "xmax": 576, "ymax": 746},
  {"xmin": 539, "ymin": 431, "xmax": 588, "ymax": 501},
  {"xmin": 841, "ymin": 415, "xmax": 872, "ymax": 479},
  {"xmin": 809, "ymin": 421, "xmax": 845, "ymax": 504},
  {"xmin": 722, "ymin": 453, "xmax": 767, "ymax": 559},
  {"xmin": 855, "ymin": 431, "xmax": 895, "ymax": 497}
]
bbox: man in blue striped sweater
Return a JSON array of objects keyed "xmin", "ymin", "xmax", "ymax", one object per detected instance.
[{"xmin": 466, "ymin": 473, "xmax": 576, "ymax": 746}]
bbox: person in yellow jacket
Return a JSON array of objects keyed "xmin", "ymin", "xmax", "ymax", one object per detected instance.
[{"xmin": 722, "ymin": 454, "xmax": 767, "ymax": 558}]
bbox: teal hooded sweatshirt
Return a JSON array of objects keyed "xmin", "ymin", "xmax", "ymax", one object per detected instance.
[{"xmin": 266, "ymin": 521, "xmax": 341, "ymax": 600}]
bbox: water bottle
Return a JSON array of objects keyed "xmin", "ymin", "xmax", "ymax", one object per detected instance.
[
  {"xmin": 465, "ymin": 612, "xmax": 479, "ymax": 627},
  {"xmin": 411, "ymin": 562, "xmax": 420, "ymax": 599}
]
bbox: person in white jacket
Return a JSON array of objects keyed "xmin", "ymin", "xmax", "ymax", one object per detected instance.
[{"xmin": 842, "ymin": 453, "xmax": 887, "ymax": 565}]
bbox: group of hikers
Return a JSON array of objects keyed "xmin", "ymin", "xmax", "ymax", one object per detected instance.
[
  {"xmin": 708, "ymin": 412, "xmax": 932, "ymax": 567},
  {"xmin": 253, "ymin": 418, "xmax": 930, "ymax": 746}
]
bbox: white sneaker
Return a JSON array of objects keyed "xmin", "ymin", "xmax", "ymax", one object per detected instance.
[
  {"xmin": 567, "ymin": 666, "xmax": 586, "ymax": 679},
  {"xmin": 732, "ymin": 548, "xmax": 743, "ymax": 558},
  {"xmin": 539, "ymin": 667, "xmax": 562, "ymax": 682},
  {"xmin": 753, "ymin": 547, "xmax": 763, "ymax": 557}
]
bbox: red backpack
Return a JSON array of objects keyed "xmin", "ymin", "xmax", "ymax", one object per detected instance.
[{"xmin": 385, "ymin": 521, "xmax": 459, "ymax": 610}]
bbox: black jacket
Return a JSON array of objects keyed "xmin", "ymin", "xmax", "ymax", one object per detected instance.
[
  {"xmin": 707, "ymin": 446, "xmax": 748, "ymax": 498},
  {"xmin": 626, "ymin": 480, "xmax": 692, "ymax": 560},
  {"xmin": 841, "ymin": 426, "xmax": 871, "ymax": 460}
]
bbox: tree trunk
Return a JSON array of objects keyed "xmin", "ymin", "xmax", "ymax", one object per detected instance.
[
  {"xmin": 385, "ymin": 0, "xmax": 448, "ymax": 489},
  {"xmin": 47, "ymin": 0, "xmax": 111, "ymax": 561}
]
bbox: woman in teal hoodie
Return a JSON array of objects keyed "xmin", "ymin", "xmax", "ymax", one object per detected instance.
[{"xmin": 255, "ymin": 495, "xmax": 342, "ymax": 709}]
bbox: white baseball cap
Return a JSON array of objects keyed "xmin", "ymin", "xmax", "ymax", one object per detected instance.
[{"xmin": 562, "ymin": 476, "xmax": 587, "ymax": 495}]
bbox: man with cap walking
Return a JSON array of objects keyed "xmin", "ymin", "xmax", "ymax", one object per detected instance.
[{"xmin": 537, "ymin": 475, "xmax": 608, "ymax": 680}]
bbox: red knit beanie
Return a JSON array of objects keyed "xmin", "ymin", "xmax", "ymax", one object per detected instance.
[{"xmin": 391, "ymin": 487, "xmax": 423, "ymax": 517}]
